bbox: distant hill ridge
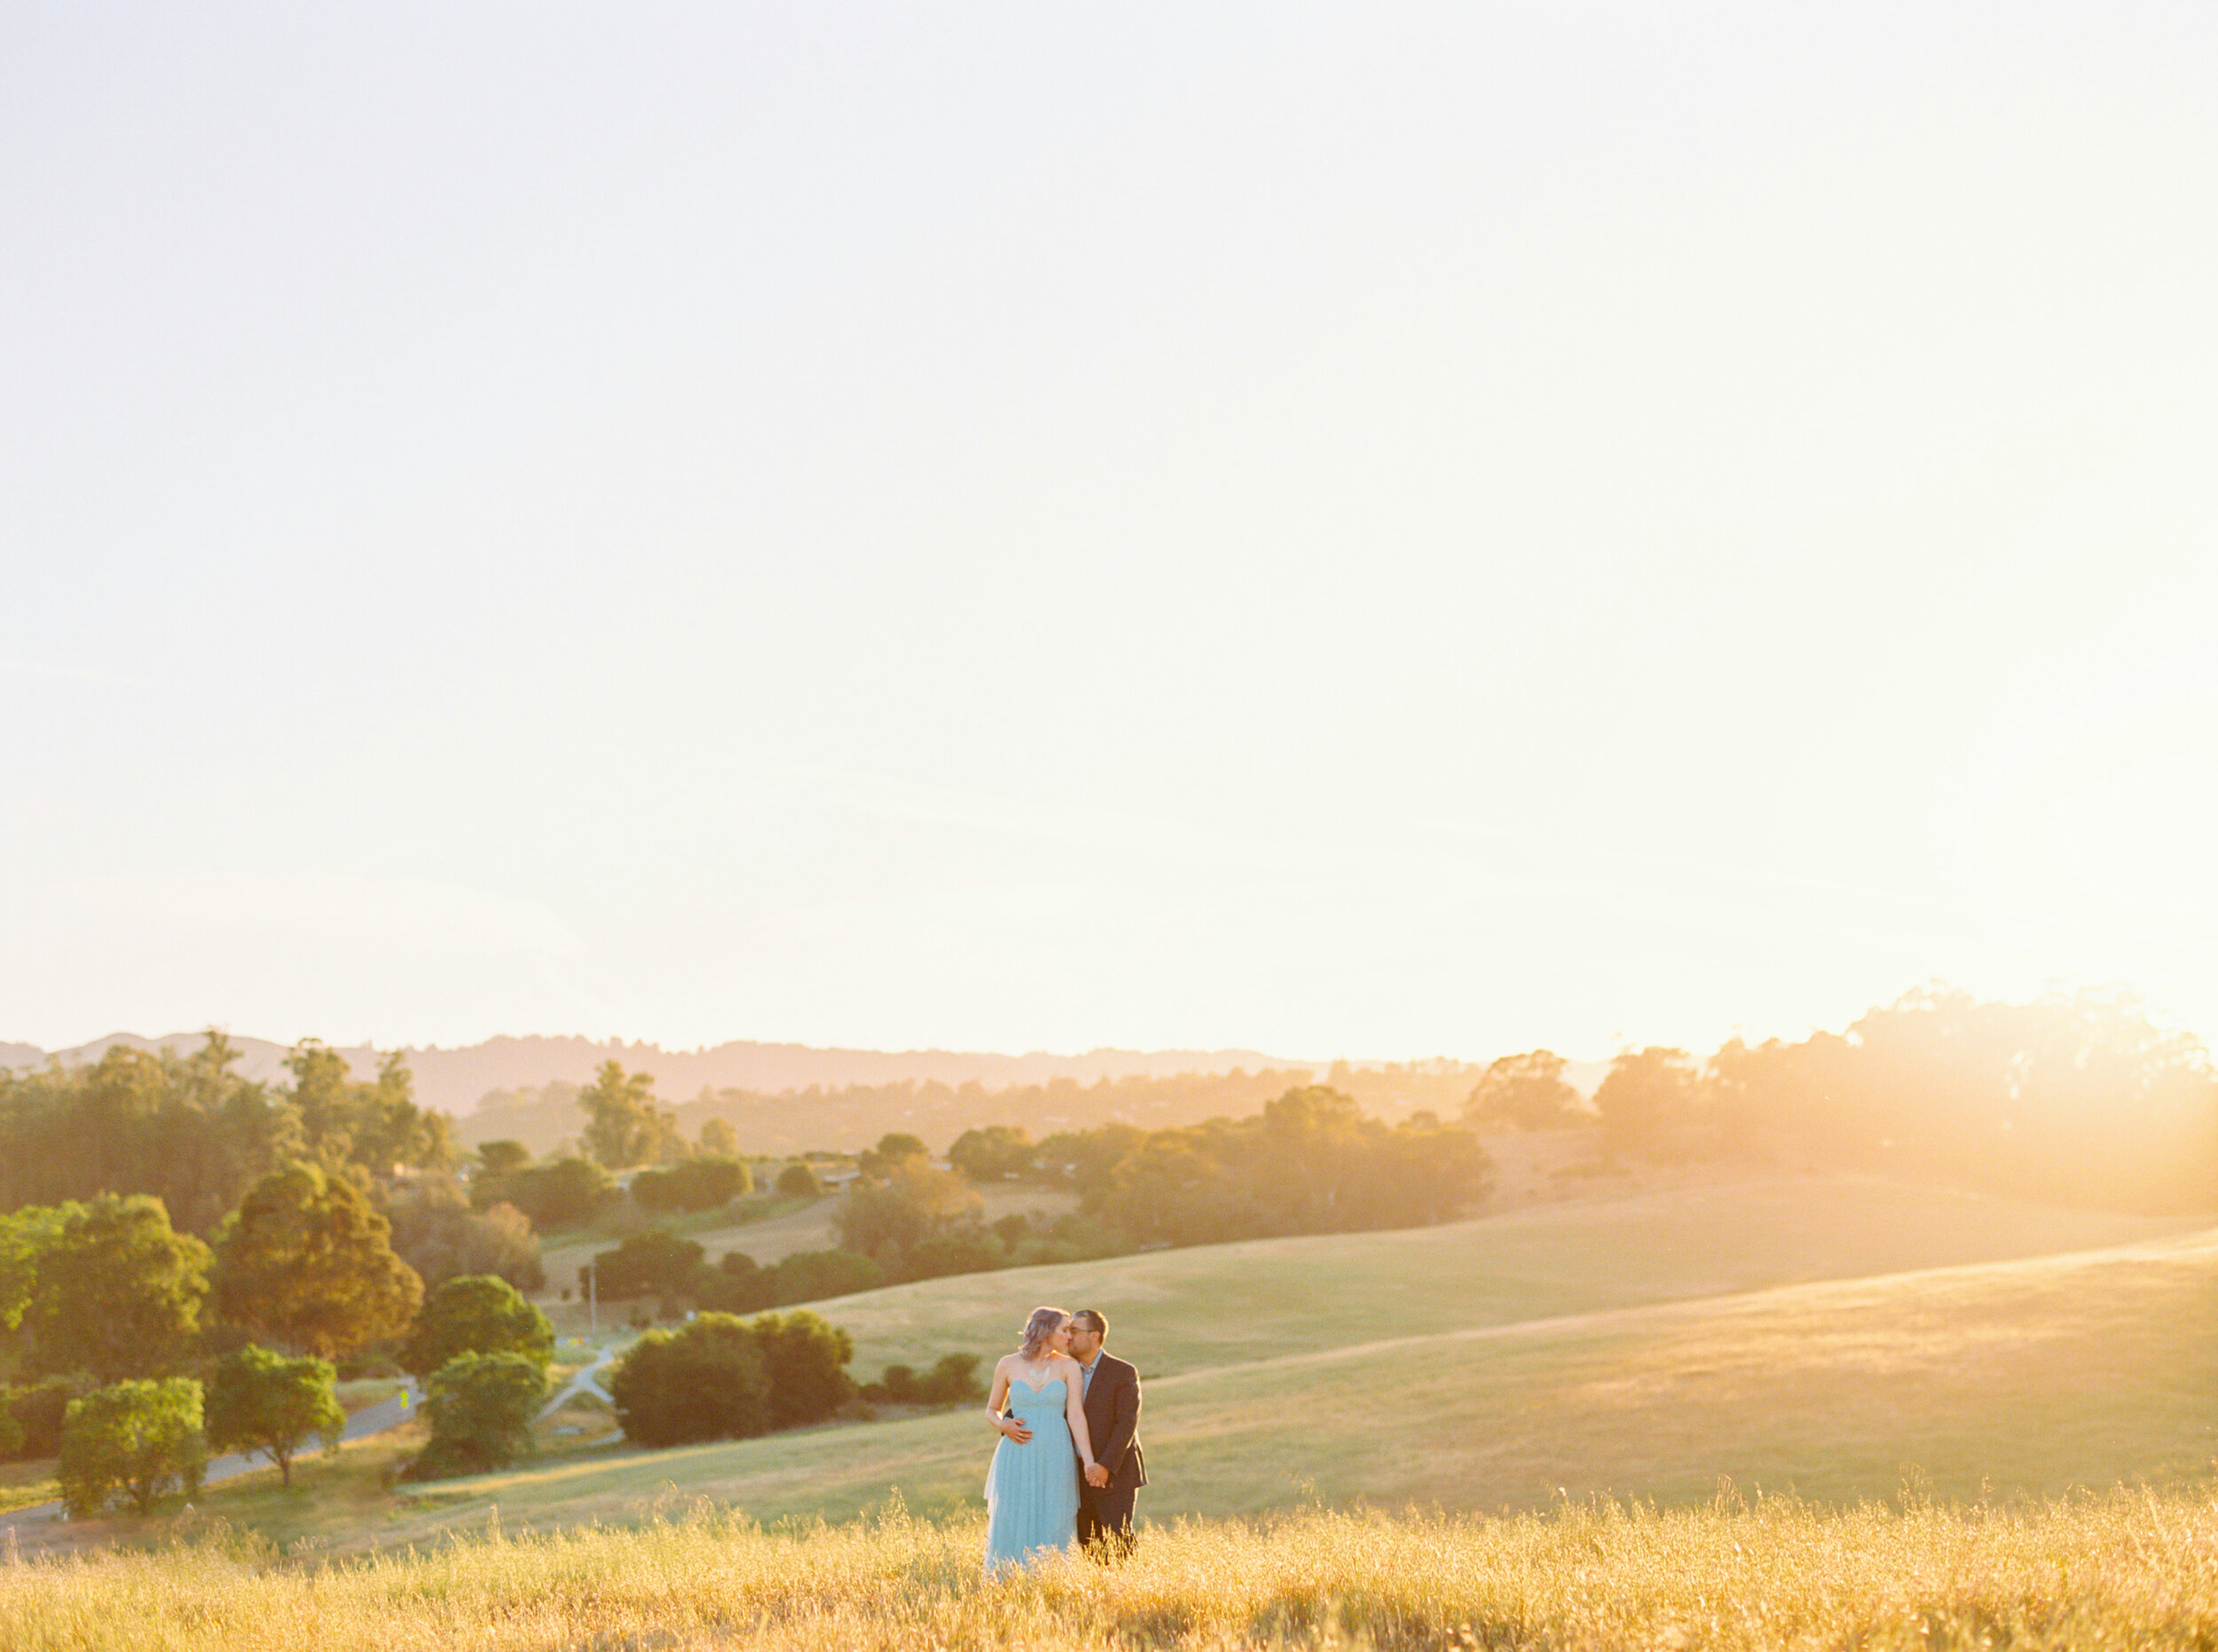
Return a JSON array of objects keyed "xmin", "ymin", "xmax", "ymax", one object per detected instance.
[{"xmin": 0, "ymin": 1031, "xmax": 1322, "ymax": 1117}]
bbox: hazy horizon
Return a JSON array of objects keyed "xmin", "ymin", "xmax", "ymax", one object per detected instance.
[{"xmin": 8, "ymin": 4, "xmax": 2217, "ymax": 1060}]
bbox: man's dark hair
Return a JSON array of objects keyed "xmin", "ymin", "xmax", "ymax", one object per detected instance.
[{"xmin": 1071, "ymin": 1309, "xmax": 1107, "ymax": 1337}]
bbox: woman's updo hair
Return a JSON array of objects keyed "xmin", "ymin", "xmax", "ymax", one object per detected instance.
[{"xmin": 1019, "ymin": 1306, "xmax": 1068, "ymax": 1360}]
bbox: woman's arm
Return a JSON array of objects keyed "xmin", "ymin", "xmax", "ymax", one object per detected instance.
[
  {"xmin": 985, "ymin": 1359, "xmax": 1031, "ymax": 1442},
  {"xmin": 1061, "ymin": 1358, "xmax": 1097, "ymax": 1468}
]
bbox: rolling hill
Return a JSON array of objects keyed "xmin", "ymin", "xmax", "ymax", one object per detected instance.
[{"xmin": 132, "ymin": 1173, "xmax": 2214, "ymax": 1558}]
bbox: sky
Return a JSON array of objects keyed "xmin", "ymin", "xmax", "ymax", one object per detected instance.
[{"xmin": 4, "ymin": 3, "xmax": 2218, "ymax": 1063}]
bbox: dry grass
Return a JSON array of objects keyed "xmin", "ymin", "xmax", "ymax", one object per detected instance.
[{"xmin": 6, "ymin": 1490, "xmax": 2217, "ymax": 1650}]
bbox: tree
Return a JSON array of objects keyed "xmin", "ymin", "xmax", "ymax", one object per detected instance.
[
  {"xmin": 630, "ymin": 1156, "xmax": 748, "ymax": 1213},
  {"xmin": 834, "ymin": 1159, "xmax": 981, "ymax": 1263},
  {"xmin": 3, "ymin": 1380, "xmax": 77, "ymax": 1459},
  {"xmin": 608, "ymin": 1314, "xmax": 772, "ymax": 1447},
  {"xmin": 694, "ymin": 1250, "xmax": 775, "ymax": 1314},
  {"xmin": 1593, "ymin": 1047, "xmax": 1701, "ymax": 1159},
  {"xmin": 205, "ymin": 1346, "xmax": 343, "ymax": 1487},
  {"xmin": 948, "ymin": 1125, "xmax": 1035, "ymax": 1182},
  {"xmin": 283, "ymin": 1042, "xmax": 455, "ymax": 1176},
  {"xmin": 1464, "ymin": 1050, "xmax": 1585, "ymax": 1131},
  {"xmin": 475, "ymin": 1139, "xmax": 532, "ymax": 1180},
  {"xmin": 775, "ymin": 1161, "xmax": 822, "ymax": 1198},
  {"xmin": 697, "ymin": 1117, "xmax": 739, "ymax": 1157},
  {"xmin": 400, "ymin": 1275, "xmax": 555, "ymax": 1381},
  {"xmin": 0, "ymin": 1033, "xmax": 300, "ymax": 1237},
  {"xmin": 855, "ymin": 1133, "xmax": 930, "ymax": 1180},
  {"xmin": 385, "ymin": 1174, "xmax": 546, "ymax": 1293},
  {"xmin": 578, "ymin": 1062, "xmax": 683, "ymax": 1170},
  {"xmin": 750, "ymin": 1310, "xmax": 855, "ymax": 1428},
  {"xmin": 215, "ymin": 1161, "xmax": 423, "ymax": 1359},
  {"xmin": 0, "ymin": 1203, "xmax": 69, "ymax": 1333},
  {"xmin": 28, "ymin": 1194, "xmax": 211, "ymax": 1381},
  {"xmin": 407, "ymin": 1352, "xmax": 547, "ymax": 1479},
  {"xmin": 589, "ymin": 1230, "xmax": 707, "ymax": 1301},
  {"xmin": 480, "ymin": 1155, "xmax": 614, "ymax": 1230},
  {"xmin": 57, "ymin": 1378, "xmax": 208, "ymax": 1516},
  {"xmin": 768, "ymin": 1247, "xmax": 885, "ymax": 1305}
]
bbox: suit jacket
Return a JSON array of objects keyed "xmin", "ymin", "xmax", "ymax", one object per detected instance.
[{"xmin": 1076, "ymin": 1351, "xmax": 1146, "ymax": 1492}]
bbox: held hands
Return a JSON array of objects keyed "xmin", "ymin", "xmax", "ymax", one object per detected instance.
[{"xmin": 1084, "ymin": 1462, "xmax": 1110, "ymax": 1488}]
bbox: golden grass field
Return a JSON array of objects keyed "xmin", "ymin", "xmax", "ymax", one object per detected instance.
[{"xmin": 8, "ymin": 1491, "xmax": 2217, "ymax": 1650}]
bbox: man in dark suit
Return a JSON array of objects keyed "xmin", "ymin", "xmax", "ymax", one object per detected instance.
[{"xmin": 1066, "ymin": 1307, "xmax": 1144, "ymax": 1558}]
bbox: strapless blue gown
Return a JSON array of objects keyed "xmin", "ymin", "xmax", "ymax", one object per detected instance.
[{"xmin": 983, "ymin": 1375, "xmax": 1079, "ymax": 1575}]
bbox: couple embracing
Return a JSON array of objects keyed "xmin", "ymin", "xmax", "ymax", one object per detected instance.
[{"xmin": 981, "ymin": 1306, "xmax": 1145, "ymax": 1574}]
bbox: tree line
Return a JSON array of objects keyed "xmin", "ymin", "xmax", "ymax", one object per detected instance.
[{"xmin": 1506, "ymin": 987, "xmax": 2216, "ymax": 1215}]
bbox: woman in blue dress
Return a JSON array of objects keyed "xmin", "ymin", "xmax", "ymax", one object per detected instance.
[{"xmin": 981, "ymin": 1306, "xmax": 1099, "ymax": 1575}]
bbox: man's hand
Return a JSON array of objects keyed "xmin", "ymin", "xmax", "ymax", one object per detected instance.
[
  {"xmin": 998, "ymin": 1416, "xmax": 1034, "ymax": 1444},
  {"xmin": 1085, "ymin": 1462, "xmax": 1110, "ymax": 1488}
]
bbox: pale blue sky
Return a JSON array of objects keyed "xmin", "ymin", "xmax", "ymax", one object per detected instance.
[{"xmin": 5, "ymin": 4, "xmax": 2217, "ymax": 1061}]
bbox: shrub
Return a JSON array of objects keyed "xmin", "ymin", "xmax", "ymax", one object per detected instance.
[
  {"xmin": 608, "ymin": 1314, "xmax": 771, "ymax": 1447},
  {"xmin": 750, "ymin": 1310, "xmax": 855, "ymax": 1428},
  {"xmin": 58, "ymin": 1378, "xmax": 208, "ymax": 1516},
  {"xmin": 775, "ymin": 1162, "xmax": 822, "ymax": 1198},
  {"xmin": 769, "ymin": 1247, "xmax": 886, "ymax": 1305},
  {"xmin": 589, "ymin": 1230, "xmax": 706, "ymax": 1301},
  {"xmin": 400, "ymin": 1275, "xmax": 555, "ymax": 1381},
  {"xmin": 204, "ymin": 1346, "xmax": 343, "ymax": 1487},
  {"xmin": 406, "ymin": 1351, "xmax": 547, "ymax": 1480}
]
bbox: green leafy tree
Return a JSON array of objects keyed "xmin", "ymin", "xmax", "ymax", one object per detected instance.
[
  {"xmin": 630, "ymin": 1155, "xmax": 748, "ymax": 1212},
  {"xmin": 775, "ymin": 1161, "xmax": 822, "ymax": 1198},
  {"xmin": 578, "ymin": 1062, "xmax": 684, "ymax": 1170},
  {"xmin": 588, "ymin": 1230, "xmax": 705, "ymax": 1300},
  {"xmin": 768, "ymin": 1247, "xmax": 885, "ymax": 1305},
  {"xmin": 0, "ymin": 1033, "xmax": 300, "ymax": 1236},
  {"xmin": 750, "ymin": 1310, "xmax": 855, "ymax": 1428},
  {"xmin": 834, "ymin": 1159, "xmax": 981, "ymax": 1264},
  {"xmin": 0, "ymin": 1203, "xmax": 70, "ymax": 1332},
  {"xmin": 57, "ymin": 1378, "xmax": 208, "ymax": 1516},
  {"xmin": 215, "ymin": 1161, "xmax": 423, "ymax": 1359},
  {"xmin": 855, "ymin": 1132, "xmax": 930, "ymax": 1180},
  {"xmin": 28, "ymin": 1194, "xmax": 212, "ymax": 1381},
  {"xmin": 406, "ymin": 1351, "xmax": 547, "ymax": 1479},
  {"xmin": 284, "ymin": 1042, "xmax": 455, "ymax": 1176},
  {"xmin": 385, "ymin": 1175, "xmax": 546, "ymax": 1293},
  {"xmin": 475, "ymin": 1139, "xmax": 532, "ymax": 1179},
  {"xmin": 697, "ymin": 1116, "xmax": 740, "ymax": 1156},
  {"xmin": 608, "ymin": 1314, "xmax": 772, "ymax": 1447},
  {"xmin": 947, "ymin": 1124, "xmax": 1035, "ymax": 1181},
  {"xmin": 904, "ymin": 1226, "xmax": 1003, "ymax": 1280},
  {"xmin": 204, "ymin": 1346, "xmax": 343, "ymax": 1487},
  {"xmin": 400, "ymin": 1275, "xmax": 554, "ymax": 1381},
  {"xmin": 479, "ymin": 1155, "xmax": 613, "ymax": 1230},
  {"xmin": 3, "ymin": 1380, "xmax": 77, "ymax": 1460},
  {"xmin": 693, "ymin": 1251, "xmax": 776, "ymax": 1314},
  {"xmin": 1463, "ymin": 1050, "xmax": 1585, "ymax": 1131}
]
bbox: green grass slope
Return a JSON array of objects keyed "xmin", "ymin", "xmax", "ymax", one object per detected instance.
[{"xmin": 349, "ymin": 1175, "xmax": 2214, "ymax": 1544}]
